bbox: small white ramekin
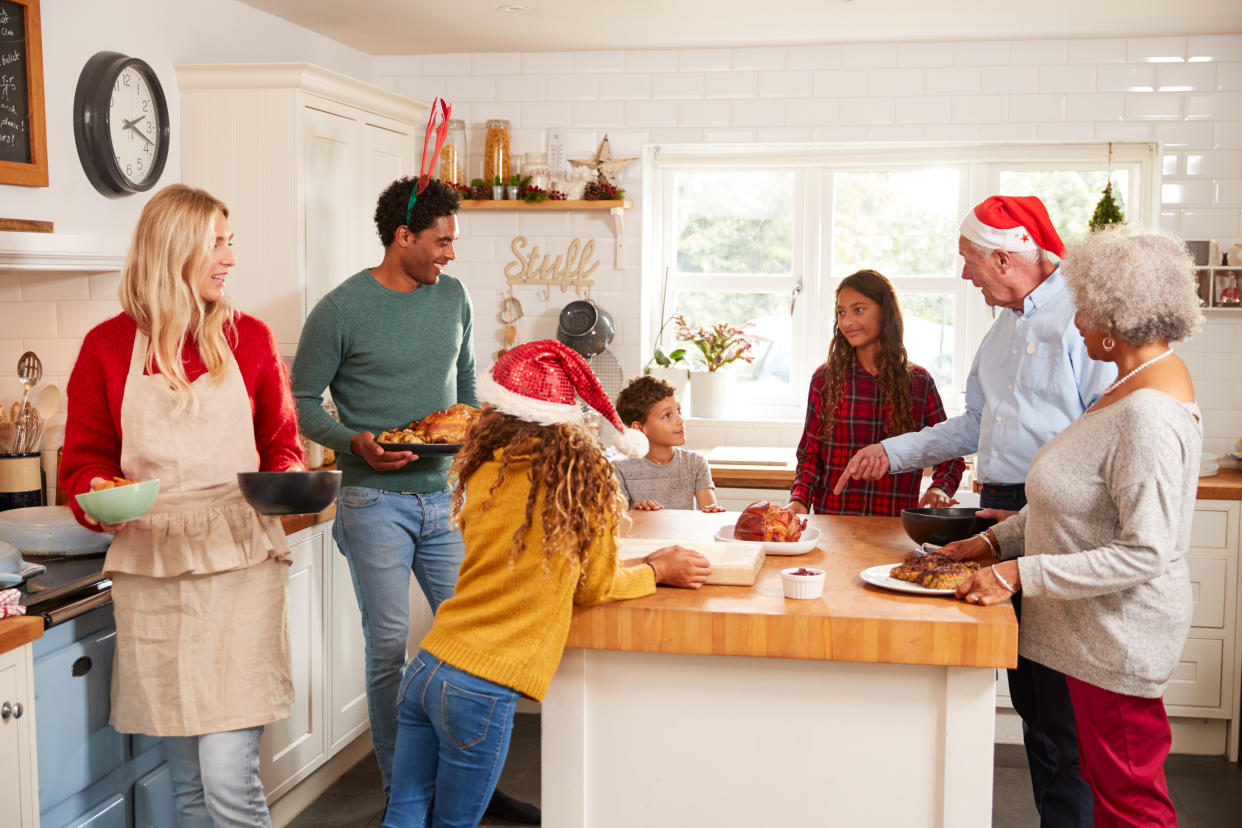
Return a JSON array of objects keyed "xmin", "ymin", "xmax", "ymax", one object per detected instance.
[{"xmin": 780, "ymin": 567, "xmax": 826, "ymax": 600}]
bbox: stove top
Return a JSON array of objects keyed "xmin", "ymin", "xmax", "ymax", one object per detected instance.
[{"xmin": 18, "ymin": 552, "xmax": 110, "ymax": 627}]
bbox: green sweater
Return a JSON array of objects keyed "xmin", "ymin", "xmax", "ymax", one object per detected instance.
[{"xmin": 292, "ymin": 269, "xmax": 477, "ymax": 493}]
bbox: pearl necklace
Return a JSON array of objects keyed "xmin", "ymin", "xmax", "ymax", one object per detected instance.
[{"xmin": 1101, "ymin": 348, "xmax": 1174, "ymax": 397}]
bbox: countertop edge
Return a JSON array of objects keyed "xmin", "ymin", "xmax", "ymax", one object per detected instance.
[{"xmin": 0, "ymin": 615, "xmax": 44, "ymax": 656}]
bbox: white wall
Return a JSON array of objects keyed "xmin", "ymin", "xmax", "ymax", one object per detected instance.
[{"xmin": 373, "ymin": 35, "xmax": 1242, "ymax": 458}]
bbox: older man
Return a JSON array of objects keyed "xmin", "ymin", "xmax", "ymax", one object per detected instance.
[{"xmin": 835, "ymin": 195, "xmax": 1115, "ymax": 826}]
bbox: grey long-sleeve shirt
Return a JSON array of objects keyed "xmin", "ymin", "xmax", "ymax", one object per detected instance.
[{"xmin": 992, "ymin": 388, "xmax": 1202, "ymax": 698}]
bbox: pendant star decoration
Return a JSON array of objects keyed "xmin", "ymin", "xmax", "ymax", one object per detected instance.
[{"xmin": 568, "ymin": 135, "xmax": 638, "ymax": 186}]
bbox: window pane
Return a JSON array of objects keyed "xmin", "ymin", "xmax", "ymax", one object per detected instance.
[
  {"xmin": 670, "ymin": 291, "xmax": 791, "ymax": 399},
  {"xmin": 999, "ymin": 170, "xmax": 1130, "ymax": 242},
  {"xmin": 832, "ymin": 169, "xmax": 960, "ymax": 278},
  {"xmin": 674, "ymin": 171, "xmax": 794, "ymax": 275},
  {"xmin": 898, "ymin": 291, "xmax": 955, "ymax": 396}
]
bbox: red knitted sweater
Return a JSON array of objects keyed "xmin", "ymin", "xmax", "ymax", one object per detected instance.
[{"xmin": 60, "ymin": 312, "xmax": 303, "ymax": 528}]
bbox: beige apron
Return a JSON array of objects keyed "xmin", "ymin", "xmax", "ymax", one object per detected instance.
[{"xmin": 106, "ymin": 331, "xmax": 292, "ymax": 737}]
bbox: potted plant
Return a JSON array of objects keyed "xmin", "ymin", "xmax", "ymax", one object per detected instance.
[
  {"xmin": 672, "ymin": 315, "xmax": 757, "ymax": 418},
  {"xmin": 491, "ymin": 175, "xmax": 504, "ymax": 200},
  {"xmin": 644, "ymin": 341, "xmax": 691, "ymax": 402},
  {"xmin": 506, "ymin": 173, "xmax": 529, "ymax": 201}
]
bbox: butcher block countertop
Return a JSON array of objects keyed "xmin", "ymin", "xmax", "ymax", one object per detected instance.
[
  {"xmin": 1199, "ymin": 468, "xmax": 1242, "ymax": 500},
  {"xmin": 0, "ymin": 616, "xmax": 43, "ymax": 657},
  {"xmin": 565, "ymin": 509, "xmax": 1018, "ymax": 669}
]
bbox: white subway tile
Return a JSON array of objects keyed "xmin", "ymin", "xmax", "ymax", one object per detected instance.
[
  {"xmin": 0, "ymin": 302, "xmax": 55, "ymax": 338},
  {"xmin": 1036, "ymin": 123, "xmax": 1095, "ymax": 140},
  {"xmin": 651, "ymin": 72, "xmax": 705, "ymax": 100},
  {"xmin": 893, "ymin": 96, "xmax": 953, "ymax": 124},
  {"xmin": 547, "ymin": 73, "xmax": 599, "ymax": 101},
  {"xmin": 813, "ymin": 124, "xmax": 871, "ymax": 141},
  {"xmin": 787, "ymin": 45, "xmax": 842, "ymax": 70},
  {"xmin": 981, "ymin": 66, "xmax": 1039, "ymax": 94},
  {"xmin": 1123, "ymin": 92, "xmax": 1182, "ymax": 121},
  {"xmin": 570, "ymin": 101, "xmax": 626, "ymax": 127},
  {"xmin": 730, "ymin": 99, "xmax": 788, "ymax": 126},
  {"xmin": 0, "ymin": 341, "xmax": 22, "ymax": 376},
  {"xmin": 869, "ymin": 68, "xmax": 924, "ymax": 97},
  {"xmin": 842, "ymin": 42, "xmax": 898, "ymax": 69},
  {"xmin": 1153, "ymin": 122, "xmax": 1214, "ymax": 149},
  {"xmin": 514, "ymin": 213, "xmax": 574, "ymax": 237},
  {"xmin": 20, "ymin": 273, "xmax": 91, "ymax": 301},
  {"xmin": 0, "ymin": 276, "xmax": 20, "ymax": 302},
  {"xmin": 1162, "ymin": 180, "xmax": 1214, "ymax": 206},
  {"xmin": 1183, "ymin": 321, "xmax": 1235, "ymax": 353},
  {"xmin": 390, "ymin": 77, "xmax": 447, "ymax": 103},
  {"xmin": 599, "ymin": 74, "xmax": 652, "ymax": 100},
  {"xmin": 1163, "ymin": 153, "xmax": 1181, "ymax": 176},
  {"xmin": 1196, "ymin": 380, "xmax": 1235, "ymax": 410},
  {"xmin": 462, "ymin": 211, "xmax": 521, "ymax": 237},
  {"xmin": 732, "ymin": 47, "xmax": 787, "ymax": 71},
  {"xmin": 813, "ymin": 69, "xmax": 869, "ymax": 97},
  {"xmin": 511, "ymin": 127, "xmax": 551, "ymax": 156},
  {"xmin": 1127, "ymin": 37, "xmax": 1188, "ymax": 64},
  {"xmin": 520, "ymin": 102, "xmax": 573, "ymax": 127},
  {"xmin": 445, "ymin": 76, "xmax": 496, "ymax": 102},
  {"xmin": 497, "ymin": 74, "xmax": 547, "ymax": 102},
  {"xmin": 1037, "ymin": 65, "xmax": 1097, "ymax": 94},
  {"xmin": 624, "ymin": 101, "xmax": 678, "ymax": 127},
  {"xmin": 89, "ymin": 272, "xmax": 121, "ymax": 300},
  {"xmin": 1155, "ymin": 62, "xmax": 1216, "ymax": 92},
  {"xmin": 1095, "ymin": 122, "xmax": 1155, "ymax": 141},
  {"xmin": 649, "ymin": 127, "xmax": 705, "ymax": 143},
  {"xmin": 374, "ymin": 56, "xmax": 421, "ymax": 75},
  {"xmin": 422, "ymin": 54, "xmax": 471, "ymax": 75},
  {"xmin": 757, "ymin": 126, "xmax": 816, "ymax": 142},
  {"xmin": 1012, "ymin": 41, "xmax": 1068, "ymax": 66},
  {"xmin": 924, "ymin": 67, "xmax": 982, "ymax": 95},
  {"xmin": 1178, "ymin": 349, "xmax": 1205, "ymax": 376},
  {"xmin": 758, "ymin": 70, "xmax": 814, "ymax": 99},
  {"xmin": 1067, "ymin": 39, "xmax": 1128, "ymax": 64},
  {"xmin": 571, "ymin": 51, "xmax": 625, "ymax": 73},
  {"xmin": 1159, "ymin": 210, "xmax": 1179, "ymax": 233},
  {"xmin": 471, "ymin": 53, "xmax": 521, "ymax": 76},
  {"xmin": 950, "ymin": 94, "xmax": 1010, "ymax": 124},
  {"xmin": 1009, "ymin": 94, "xmax": 1066, "ymax": 122},
  {"xmin": 626, "ymin": 50, "xmax": 678, "ymax": 73},
  {"xmin": 1181, "ymin": 210, "xmax": 1242, "ymax": 237},
  {"xmin": 784, "ymin": 98, "xmax": 840, "ymax": 127},
  {"xmin": 953, "ymin": 41, "xmax": 1010, "ymax": 67},
  {"xmin": 1097, "ymin": 64, "xmax": 1156, "ymax": 92},
  {"xmin": 703, "ymin": 128, "xmax": 757, "ymax": 143},
  {"xmin": 679, "ymin": 49, "xmax": 733, "ymax": 72},
  {"xmin": 898, "ymin": 42, "xmax": 954, "ymax": 68},
  {"xmin": 1214, "ymin": 121, "xmax": 1242, "ymax": 148},
  {"xmin": 705, "ymin": 71, "xmax": 758, "ymax": 99},
  {"xmin": 1066, "ymin": 93, "xmax": 1124, "ymax": 121},
  {"xmin": 1186, "ymin": 151, "xmax": 1242, "ymax": 178},
  {"xmin": 922, "ymin": 123, "xmax": 982, "ymax": 141},
  {"xmin": 596, "ymin": 130, "xmax": 647, "ymax": 159},
  {"xmin": 57, "ymin": 302, "xmax": 120, "ymax": 338},
  {"xmin": 1187, "ymin": 92, "xmax": 1242, "ymax": 120},
  {"xmin": 868, "ymin": 125, "xmax": 917, "ymax": 141},
  {"xmin": 1218, "ymin": 62, "xmax": 1242, "ymax": 91},
  {"xmin": 522, "ymin": 53, "xmax": 574, "ymax": 74},
  {"xmin": 839, "ymin": 97, "xmax": 895, "ymax": 125},
  {"xmin": 677, "ymin": 100, "xmax": 733, "ymax": 127},
  {"xmin": 1215, "ymin": 182, "xmax": 1242, "ymax": 208},
  {"xmin": 1187, "ymin": 35, "xmax": 1242, "ymax": 63},
  {"xmin": 980, "ymin": 123, "xmax": 1038, "ymax": 140},
  {"xmin": 19, "ymin": 338, "xmax": 81, "ymax": 377}
]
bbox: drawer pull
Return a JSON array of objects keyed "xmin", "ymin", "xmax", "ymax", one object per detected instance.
[
  {"xmin": 72, "ymin": 656, "xmax": 93, "ymax": 677},
  {"xmin": 12, "ymin": 702, "xmax": 21, "ymax": 719}
]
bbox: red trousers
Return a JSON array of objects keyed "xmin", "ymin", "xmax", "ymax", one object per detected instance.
[{"xmin": 1065, "ymin": 675, "xmax": 1177, "ymax": 827}]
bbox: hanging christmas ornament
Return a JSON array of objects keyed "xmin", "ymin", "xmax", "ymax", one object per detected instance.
[{"xmin": 1089, "ymin": 142, "xmax": 1125, "ymax": 231}]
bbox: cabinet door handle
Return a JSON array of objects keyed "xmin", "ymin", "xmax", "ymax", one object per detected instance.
[
  {"xmin": 13, "ymin": 702, "xmax": 22, "ymax": 719},
  {"xmin": 1, "ymin": 701, "xmax": 10, "ymax": 721}
]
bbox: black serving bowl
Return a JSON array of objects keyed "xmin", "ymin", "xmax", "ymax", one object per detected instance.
[
  {"xmin": 237, "ymin": 471, "xmax": 342, "ymax": 516},
  {"xmin": 900, "ymin": 507, "xmax": 996, "ymax": 547}
]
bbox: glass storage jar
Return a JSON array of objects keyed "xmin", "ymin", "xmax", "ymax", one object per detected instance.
[
  {"xmin": 483, "ymin": 119, "xmax": 511, "ymax": 186},
  {"xmin": 522, "ymin": 153, "xmax": 552, "ymax": 191},
  {"xmin": 438, "ymin": 119, "xmax": 467, "ymax": 186}
]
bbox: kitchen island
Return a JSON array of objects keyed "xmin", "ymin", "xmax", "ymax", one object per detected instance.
[{"xmin": 543, "ymin": 510, "xmax": 1017, "ymax": 828}]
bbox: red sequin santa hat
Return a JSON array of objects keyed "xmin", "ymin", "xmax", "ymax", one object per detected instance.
[
  {"xmin": 959, "ymin": 195, "xmax": 1065, "ymax": 258},
  {"xmin": 477, "ymin": 340, "xmax": 649, "ymax": 458}
]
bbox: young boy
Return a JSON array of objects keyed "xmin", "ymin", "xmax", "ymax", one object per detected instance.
[{"xmin": 612, "ymin": 376, "xmax": 726, "ymax": 512}]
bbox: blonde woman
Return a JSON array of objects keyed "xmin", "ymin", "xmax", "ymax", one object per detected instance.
[{"xmin": 61, "ymin": 184, "xmax": 303, "ymax": 827}]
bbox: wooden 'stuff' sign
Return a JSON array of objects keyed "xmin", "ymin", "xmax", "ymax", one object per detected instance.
[{"xmin": 503, "ymin": 236, "xmax": 599, "ymax": 300}]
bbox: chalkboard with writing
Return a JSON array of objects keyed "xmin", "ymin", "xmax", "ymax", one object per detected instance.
[{"xmin": 0, "ymin": 0, "xmax": 46, "ymax": 187}]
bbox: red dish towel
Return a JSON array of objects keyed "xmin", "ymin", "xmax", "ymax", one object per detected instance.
[{"xmin": 0, "ymin": 588, "xmax": 26, "ymax": 619}]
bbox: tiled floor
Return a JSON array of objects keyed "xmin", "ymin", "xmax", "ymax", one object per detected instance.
[{"xmin": 289, "ymin": 714, "xmax": 1242, "ymax": 827}]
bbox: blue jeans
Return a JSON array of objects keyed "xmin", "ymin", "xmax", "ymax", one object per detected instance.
[
  {"xmin": 384, "ymin": 650, "xmax": 519, "ymax": 828},
  {"xmin": 162, "ymin": 726, "xmax": 269, "ymax": 827},
  {"xmin": 333, "ymin": 486, "xmax": 465, "ymax": 791}
]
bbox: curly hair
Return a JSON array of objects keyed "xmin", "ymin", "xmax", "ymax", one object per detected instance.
[
  {"xmin": 373, "ymin": 177, "xmax": 461, "ymax": 247},
  {"xmin": 1061, "ymin": 225, "xmax": 1203, "ymax": 345},
  {"xmin": 449, "ymin": 408, "xmax": 626, "ymax": 566},
  {"xmin": 615, "ymin": 375, "xmax": 675, "ymax": 427},
  {"xmin": 820, "ymin": 269, "xmax": 917, "ymax": 437}
]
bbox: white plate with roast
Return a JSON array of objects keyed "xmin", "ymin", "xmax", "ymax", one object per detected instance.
[
  {"xmin": 714, "ymin": 524, "xmax": 821, "ymax": 556},
  {"xmin": 860, "ymin": 563, "xmax": 957, "ymax": 597}
]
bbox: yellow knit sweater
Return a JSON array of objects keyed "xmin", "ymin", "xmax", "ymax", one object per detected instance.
[{"xmin": 421, "ymin": 450, "xmax": 655, "ymax": 701}]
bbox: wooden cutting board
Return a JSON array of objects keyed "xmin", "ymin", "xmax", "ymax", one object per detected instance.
[{"xmin": 617, "ymin": 536, "xmax": 764, "ymax": 586}]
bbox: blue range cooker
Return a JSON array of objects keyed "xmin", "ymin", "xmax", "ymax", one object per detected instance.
[{"xmin": 20, "ymin": 555, "xmax": 176, "ymax": 828}]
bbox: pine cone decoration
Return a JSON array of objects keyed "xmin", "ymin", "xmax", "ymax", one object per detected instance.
[
  {"xmin": 470, "ymin": 182, "xmax": 489, "ymax": 200},
  {"xmin": 582, "ymin": 179, "xmax": 607, "ymax": 200}
]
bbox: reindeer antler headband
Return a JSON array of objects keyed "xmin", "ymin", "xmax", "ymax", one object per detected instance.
[{"xmin": 406, "ymin": 98, "xmax": 452, "ymax": 226}]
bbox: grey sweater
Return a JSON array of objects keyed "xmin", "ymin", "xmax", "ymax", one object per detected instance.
[{"xmin": 992, "ymin": 389, "xmax": 1202, "ymax": 698}]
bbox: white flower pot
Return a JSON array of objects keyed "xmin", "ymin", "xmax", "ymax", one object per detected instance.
[
  {"xmin": 647, "ymin": 365, "xmax": 689, "ymax": 403},
  {"xmin": 689, "ymin": 370, "xmax": 730, "ymax": 419}
]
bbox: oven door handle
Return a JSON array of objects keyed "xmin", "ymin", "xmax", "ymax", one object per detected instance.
[{"xmin": 42, "ymin": 588, "xmax": 113, "ymax": 628}]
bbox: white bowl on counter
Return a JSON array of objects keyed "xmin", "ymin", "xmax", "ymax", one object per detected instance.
[
  {"xmin": 714, "ymin": 524, "xmax": 822, "ymax": 556},
  {"xmin": 0, "ymin": 505, "xmax": 113, "ymax": 556},
  {"xmin": 780, "ymin": 566, "xmax": 826, "ymax": 599}
]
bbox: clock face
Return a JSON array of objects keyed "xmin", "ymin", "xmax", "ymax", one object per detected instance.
[{"xmin": 107, "ymin": 64, "xmax": 162, "ymax": 187}]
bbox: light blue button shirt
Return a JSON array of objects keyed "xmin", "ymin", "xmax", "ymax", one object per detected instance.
[{"xmin": 883, "ymin": 268, "xmax": 1117, "ymax": 485}]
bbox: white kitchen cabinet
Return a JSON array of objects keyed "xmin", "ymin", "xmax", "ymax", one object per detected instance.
[
  {"xmin": 327, "ymin": 543, "xmax": 369, "ymax": 752},
  {"xmin": 0, "ymin": 641, "xmax": 39, "ymax": 828},
  {"xmin": 177, "ymin": 63, "xmax": 426, "ymax": 354}
]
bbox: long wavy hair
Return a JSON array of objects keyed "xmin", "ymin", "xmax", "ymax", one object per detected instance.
[
  {"xmin": 450, "ymin": 408, "xmax": 626, "ymax": 565},
  {"xmin": 118, "ymin": 184, "xmax": 236, "ymax": 412},
  {"xmin": 820, "ymin": 269, "xmax": 916, "ymax": 437}
]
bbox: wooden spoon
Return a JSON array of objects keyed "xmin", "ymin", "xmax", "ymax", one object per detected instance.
[
  {"xmin": 35, "ymin": 384, "xmax": 61, "ymax": 422},
  {"xmin": 0, "ymin": 421, "xmax": 15, "ymax": 454}
]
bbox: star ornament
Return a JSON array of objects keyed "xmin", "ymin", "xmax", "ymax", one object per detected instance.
[{"xmin": 568, "ymin": 135, "xmax": 638, "ymax": 186}]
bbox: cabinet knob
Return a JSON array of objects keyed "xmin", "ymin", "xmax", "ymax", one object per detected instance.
[
  {"xmin": 12, "ymin": 702, "xmax": 22, "ymax": 719},
  {"xmin": 1, "ymin": 701, "xmax": 9, "ymax": 721}
]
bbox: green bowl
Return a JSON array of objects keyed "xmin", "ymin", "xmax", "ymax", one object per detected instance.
[{"xmin": 76, "ymin": 479, "xmax": 161, "ymax": 525}]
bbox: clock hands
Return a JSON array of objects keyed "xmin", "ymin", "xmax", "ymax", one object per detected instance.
[{"xmin": 123, "ymin": 115, "xmax": 155, "ymax": 148}]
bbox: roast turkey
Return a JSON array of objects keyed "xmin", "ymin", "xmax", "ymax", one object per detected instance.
[{"xmin": 733, "ymin": 500, "xmax": 806, "ymax": 543}]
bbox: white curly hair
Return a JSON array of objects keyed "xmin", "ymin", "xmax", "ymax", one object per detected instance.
[{"xmin": 1060, "ymin": 225, "xmax": 1203, "ymax": 346}]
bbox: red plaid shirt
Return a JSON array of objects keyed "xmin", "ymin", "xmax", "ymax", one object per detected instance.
[{"xmin": 790, "ymin": 356, "xmax": 964, "ymax": 516}]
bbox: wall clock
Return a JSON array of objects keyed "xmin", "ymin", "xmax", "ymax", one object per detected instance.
[{"xmin": 73, "ymin": 51, "xmax": 170, "ymax": 197}]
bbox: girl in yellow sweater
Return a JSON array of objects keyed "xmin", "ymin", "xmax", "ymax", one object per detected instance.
[{"xmin": 383, "ymin": 340, "xmax": 708, "ymax": 828}]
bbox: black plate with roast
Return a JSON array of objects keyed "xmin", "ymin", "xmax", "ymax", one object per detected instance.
[{"xmin": 377, "ymin": 443, "xmax": 463, "ymax": 455}]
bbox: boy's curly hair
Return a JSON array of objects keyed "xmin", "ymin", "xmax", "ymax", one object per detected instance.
[
  {"xmin": 373, "ymin": 177, "xmax": 460, "ymax": 247},
  {"xmin": 449, "ymin": 408, "xmax": 626, "ymax": 564},
  {"xmin": 615, "ymin": 375, "xmax": 675, "ymax": 428}
]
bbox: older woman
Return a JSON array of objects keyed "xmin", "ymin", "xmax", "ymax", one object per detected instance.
[{"xmin": 945, "ymin": 225, "xmax": 1202, "ymax": 827}]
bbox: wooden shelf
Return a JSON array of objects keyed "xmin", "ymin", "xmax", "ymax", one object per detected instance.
[{"xmin": 458, "ymin": 199, "xmax": 631, "ymax": 211}]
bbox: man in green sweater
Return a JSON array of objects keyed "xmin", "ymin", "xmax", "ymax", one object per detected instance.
[{"xmin": 291, "ymin": 177, "xmax": 537, "ymax": 824}]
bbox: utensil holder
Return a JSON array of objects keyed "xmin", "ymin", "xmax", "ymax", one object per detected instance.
[{"xmin": 0, "ymin": 453, "xmax": 44, "ymax": 511}]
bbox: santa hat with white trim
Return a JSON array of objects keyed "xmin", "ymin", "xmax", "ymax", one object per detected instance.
[
  {"xmin": 477, "ymin": 340, "xmax": 650, "ymax": 458},
  {"xmin": 959, "ymin": 195, "xmax": 1065, "ymax": 259}
]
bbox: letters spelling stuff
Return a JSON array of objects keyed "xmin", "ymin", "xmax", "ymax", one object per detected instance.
[{"xmin": 504, "ymin": 236, "xmax": 599, "ymax": 300}]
